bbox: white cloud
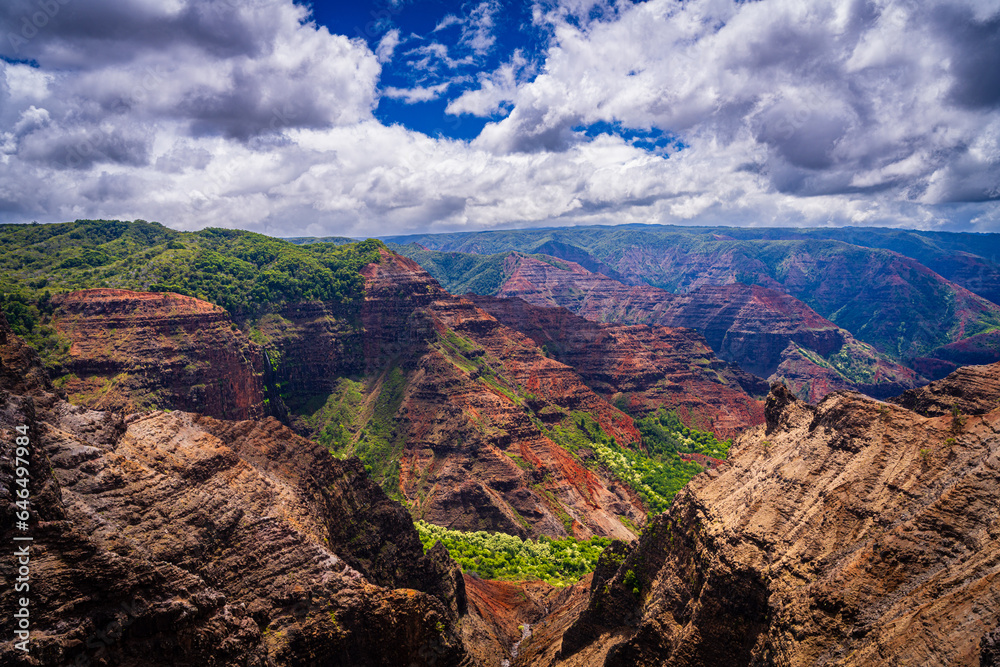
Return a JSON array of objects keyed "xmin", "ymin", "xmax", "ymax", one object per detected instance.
[
  {"xmin": 0, "ymin": 0, "xmax": 997, "ymax": 234},
  {"xmin": 383, "ymin": 80, "xmax": 456, "ymax": 104},
  {"xmin": 446, "ymin": 50, "xmax": 533, "ymax": 117},
  {"xmin": 375, "ymin": 28, "xmax": 401, "ymax": 63}
]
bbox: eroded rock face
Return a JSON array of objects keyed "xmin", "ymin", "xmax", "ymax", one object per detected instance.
[
  {"xmin": 26, "ymin": 254, "xmax": 652, "ymax": 541},
  {"xmin": 467, "ymin": 294, "xmax": 765, "ymax": 438},
  {"xmin": 462, "ymin": 574, "xmax": 590, "ymax": 667},
  {"xmin": 50, "ymin": 289, "xmax": 271, "ymax": 421},
  {"xmin": 552, "ymin": 374, "xmax": 1000, "ymax": 666},
  {"xmin": 496, "ymin": 254, "xmax": 920, "ymax": 403},
  {"xmin": 0, "ymin": 314, "xmax": 473, "ymax": 667},
  {"xmin": 361, "ymin": 251, "xmax": 647, "ymax": 539}
]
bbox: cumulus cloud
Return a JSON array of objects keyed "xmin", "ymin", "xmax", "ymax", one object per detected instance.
[
  {"xmin": 471, "ymin": 0, "xmax": 1000, "ymax": 209},
  {"xmin": 0, "ymin": 0, "xmax": 997, "ymax": 235},
  {"xmin": 447, "ymin": 50, "xmax": 534, "ymax": 117}
]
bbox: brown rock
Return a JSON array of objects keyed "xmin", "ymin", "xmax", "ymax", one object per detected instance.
[
  {"xmin": 467, "ymin": 294, "xmax": 765, "ymax": 438},
  {"xmin": 50, "ymin": 289, "xmax": 271, "ymax": 421},
  {"xmin": 496, "ymin": 253, "xmax": 920, "ymax": 402},
  {"xmin": 890, "ymin": 362, "xmax": 1000, "ymax": 417},
  {"xmin": 347, "ymin": 250, "xmax": 649, "ymax": 539},
  {"xmin": 0, "ymin": 316, "xmax": 475, "ymax": 667},
  {"xmin": 552, "ymin": 372, "xmax": 1000, "ymax": 666}
]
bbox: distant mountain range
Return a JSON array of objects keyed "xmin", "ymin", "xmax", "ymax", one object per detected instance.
[{"xmin": 386, "ymin": 224, "xmax": 1000, "ymax": 389}]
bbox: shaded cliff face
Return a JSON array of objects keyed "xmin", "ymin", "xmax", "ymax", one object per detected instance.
[
  {"xmin": 50, "ymin": 289, "xmax": 271, "ymax": 421},
  {"xmin": 0, "ymin": 314, "xmax": 472, "ymax": 667},
  {"xmin": 467, "ymin": 294, "xmax": 765, "ymax": 438},
  {"xmin": 496, "ymin": 253, "xmax": 919, "ymax": 403},
  {"xmin": 462, "ymin": 574, "xmax": 591, "ymax": 667},
  {"xmin": 338, "ymin": 250, "xmax": 646, "ymax": 540},
  {"xmin": 549, "ymin": 374, "xmax": 1000, "ymax": 667}
]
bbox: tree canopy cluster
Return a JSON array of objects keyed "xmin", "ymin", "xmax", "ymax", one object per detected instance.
[{"xmin": 415, "ymin": 520, "xmax": 611, "ymax": 586}]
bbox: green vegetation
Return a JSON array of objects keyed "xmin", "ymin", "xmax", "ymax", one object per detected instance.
[
  {"xmin": 390, "ymin": 244, "xmax": 578, "ymax": 297},
  {"xmin": 313, "ymin": 378, "xmax": 367, "ymax": 454},
  {"xmin": 636, "ymin": 409, "xmax": 733, "ymax": 460},
  {"xmin": 313, "ymin": 370, "xmax": 408, "ymax": 501},
  {"xmin": 537, "ymin": 410, "xmax": 723, "ymax": 517},
  {"xmin": 589, "ymin": 435, "xmax": 703, "ymax": 516},
  {"xmin": 0, "ymin": 220, "xmax": 384, "ymax": 353},
  {"xmin": 353, "ymin": 367, "xmax": 408, "ymax": 498},
  {"xmin": 950, "ymin": 404, "xmax": 967, "ymax": 434},
  {"xmin": 389, "ymin": 245, "xmax": 510, "ymax": 296},
  {"xmin": 415, "ymin": 520, "xmax": 611, "ymax": 586},
  {"xmin": 623, "ymin": 568, "xmax": 642, "ymax": 598}
]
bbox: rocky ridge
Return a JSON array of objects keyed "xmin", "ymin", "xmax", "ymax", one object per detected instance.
[
  {"xmin": 355, "ymin": 250, "xmax": 647, "ymax": 539},
  {"xmin": 538, "ymin": 371, "xmax": 1000, "ymax": 666},
  {"xmin": 466, "ymin": 294, "xmax": 765, "ymax": 438},
  {"xmin": 496, "ymin": 253, "xmax": 920, "ymax": 403},
  {"xmin": 890, "ymin": 362, "xmax": 1000, "ymax": 417}
]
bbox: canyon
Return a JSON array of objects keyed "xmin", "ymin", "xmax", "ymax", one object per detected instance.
[
  {"xmin": 0, "ymin": 311, "xmax": 473, "ymax": 666},
  {"xmin": 3, "ymin": 220, "xmax": 1000, "ymax": 666},
  {"xmin": 526, "ymin": 370, "xmax": 1000, "ymax": 666}
]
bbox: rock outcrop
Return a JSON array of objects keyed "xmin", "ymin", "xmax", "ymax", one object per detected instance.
[
  {"xmin": 50, "ymin": 289, "xmax": 272, "ymax": 421},
  {"xmin": 496, "ymin": 253, "xmax": 920, "ymax": 403},
  {"xmin": 0, "ymin": 311, "xmax": 474, "ymax": 666},
  {"xmin": 467, "ymin": 294, "xmax": 766, "ymax": 438},
  {"xmin": 912, "ymin": 329, "xmax": 1000, "ymax": 380},
  {"xmin": 890, "ymin": 362, "xmax": 1000, "ymax": 417},
  {"xmin": 543, "ymin": 372, "xmax": 1000, "ymax": 666}
]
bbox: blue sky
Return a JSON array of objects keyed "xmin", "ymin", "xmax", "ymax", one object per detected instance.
[
  {"xmin": 314, "ymin": 1, "xmax": 553, "ymax": 140},
  {"xmin": 0, "ymin": 0, "xmax": 998, "ymax": 236}
]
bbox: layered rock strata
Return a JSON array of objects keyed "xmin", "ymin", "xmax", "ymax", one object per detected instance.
[
  {"xmin": 496, "ymin": 253, "xmax": 920, "ymax": 403},
  {"xmin": 467, "ymin": 294, "xmax": 766, "ymax": 437},
  {"xmin": 50, "ymin": 289, "xmax": 271, "ymax": 421},
  {"xmin": 359, "ymin": 250, "xmax": 647, "ymax": 539}
]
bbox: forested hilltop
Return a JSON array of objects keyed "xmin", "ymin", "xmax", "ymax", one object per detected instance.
[{"xmin": 0, "ymin": 219, "xmax": 382, "ymax": 359}]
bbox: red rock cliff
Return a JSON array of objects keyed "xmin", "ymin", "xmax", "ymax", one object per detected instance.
[{"xmin": 51, "ymin": 289, "xmax": 270, "ymax": 420}]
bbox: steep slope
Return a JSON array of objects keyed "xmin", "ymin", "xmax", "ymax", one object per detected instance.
[
  {"xmin": 466, "ymin": 294, "xmax": 765, "ymax": 438},
  {"xmin": 0, "ymin": 221, "xmax": 652, "ymax": 540},
  {"xmin": 493, "ymin": 253, "xmax": 918, "ymax": 403},
  {"xmin": 48, "ymin": 289, "xmax": 274, "ymax": 420},
  {"xmin": 0, "ymin": 312, "xmax": 473, "ymax": 666},
  {"xmin": 331, "ymin": 250, "xmax": 647, "ymax": 540},
  {"xmin": 543, "ymin": 376, "xmax": 1000, "ymax": 667}
]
